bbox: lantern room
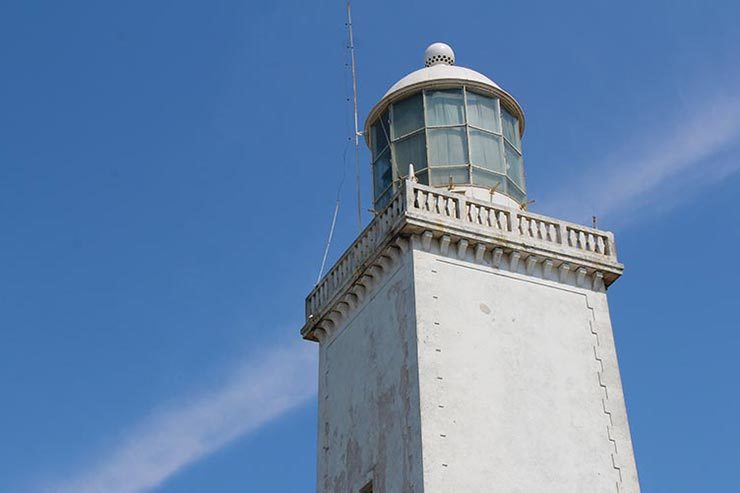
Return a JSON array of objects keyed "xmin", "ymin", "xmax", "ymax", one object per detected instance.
[{"xmin": 364, "ymin": 43, "xmax": 527, "ymax": 211}]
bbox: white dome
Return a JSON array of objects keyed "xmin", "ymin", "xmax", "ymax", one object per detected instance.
[
  {"xmin": 383, "ymin": 64, "xmax": 501, "ymax": 99},
  {"xmin": 424, "ymin": 42, "xmax": 455, "ymax": 67}
]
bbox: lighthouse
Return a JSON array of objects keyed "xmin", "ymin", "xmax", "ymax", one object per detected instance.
[{"xmin": 301, "ymin": 43, "xmax": 641, "ymax": 493}]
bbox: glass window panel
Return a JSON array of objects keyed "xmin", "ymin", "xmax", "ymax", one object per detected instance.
[
  {"xmin": 502, "ymin": 108, "xmax": 521, "ymax": 150},
  {"xmin": 371, "ymin": 122, "xmax": 388, "ymax": 159},
  {"xmin": 472, "ymin": 168, "xmax": 506, "ymax": 190},
  {"xmin": 373, "ymin": 148, "xmax": 392, "ymax": 197},
  {"xmin": 391, "ymin": 93, "xmax": 424, "ymax": 139},
  {"xmin": 374, "ymin": 186, "xmax": 393, "ymax": 210},
  {"xmin": 507, "ymin": 178, "xmax": 526, "ymax": 204},
  {"xmin": 393, "ymin": 132, "xmax": 427, "ymax": 178},
  {"xmin": 372, "ymin": 111, "xmax": 391, "ymax": 158},
  {"xmin": 466, "ymin": 92, "xmax": 500, "ymax": 132},
  {"xmin": 469, "ymin": 129, "xmax": 505, "ymax": 173},
  {"xmin": 504, "ymin": 142, "xmax": 526, "ymax": 191},
  {"xmin": 427, "ymin": 127, "xmax": 468, "ymax": 165},
  {"xmin": 425, "ymin": 89, "xmax": 465, "ymax": 126},
  {"xmin": 430, "ymin": 167, "xmax": 470, "ymax": 186}
]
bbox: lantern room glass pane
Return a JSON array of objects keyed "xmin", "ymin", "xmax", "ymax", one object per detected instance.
[
  {"xmin": 373, "ymin": 148, "xmax": 392, "ymax": 197},
  {"xmin": 371, "ymin": 110, "xmax": 391, "ymax": 159},
  {"xmin": 507, "ymin": 178, "xmax": 526, "ymax": 204},
  {"xmin": 392, "ymin": 93, "xmax": 424, "ymax": 139},
  {"xmin": 428, "ymin": 127, "xmax": 468, "ymax": 165},
  {"xmin": 430, "ymin": 166, "xmax": 470, "ymax": 186},
  {"xmin": 371, "ymin": 124, "xmax": 387, "ymax": 160},
  {"xmin": 472, "ymin": 168, "xmax": 506, "ymax": 190},
  {"xmin": 425, "ymin": 89, "xmax": 465, "ymax": 126},
  {"xmin": 375, "ymin": 186, "xmax": 393, "ymax": 210},
  {"xmin": 466, "ymin": 92, "xmax": 500, "ymax": 132},
  {"xmin": 393, "ymin": 132, "xmax": 427, "ymax": 178},
  {"xmin": 469, "ymin": 129, "xmax": 505, "ymax": 173},
  {"xmin": 504, "ymin": 142, "xmax": 525, "ymax": 191},
  {"xmin": 502, "ymin": 108, "xmax": 521, "ymax": 150}
]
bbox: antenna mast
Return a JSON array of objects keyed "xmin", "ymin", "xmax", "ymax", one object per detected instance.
[{"xmin": 346, "ymin": 0, "xmax": 362, "ymax": 231}]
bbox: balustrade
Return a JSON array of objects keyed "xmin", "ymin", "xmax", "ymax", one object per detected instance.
[{"xmin": 308, "ymin": 180, "xmax": 616, "ymax": 318}]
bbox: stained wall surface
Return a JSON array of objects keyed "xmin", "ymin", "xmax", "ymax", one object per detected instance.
[
  {"xmin": 412, "ymin": 248, "xmax": 640, "ymax": 493},
  {"xmin": 317, "ymin": 252, "xmax": 424, "ymax": 493}
]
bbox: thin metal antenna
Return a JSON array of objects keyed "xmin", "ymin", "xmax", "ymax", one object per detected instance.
[{"xmin": 346, "ymin": 0, "xmax": 362, "ymax": 231}]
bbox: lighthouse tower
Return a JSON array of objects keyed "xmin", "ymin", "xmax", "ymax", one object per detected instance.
[{"xmin": 301, "ymin": 43, "xmax": 641, "ymax": 493}]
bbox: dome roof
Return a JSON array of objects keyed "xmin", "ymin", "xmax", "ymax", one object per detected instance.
[
  {"xmin": 383, "ymin": 64, "xmax": 501, "ymax": 99},
  {"xmin": 365, "ymin": 43, "xmax": 524, "ymax": 144}
]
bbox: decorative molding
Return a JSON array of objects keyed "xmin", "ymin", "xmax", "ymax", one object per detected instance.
[
  {"xmin": 559, "ymin": 262, "xmax": 571, "ymax": 283},
  {"xmin": 308, "ymin": 240, "xmax": 409, "ymax": 343},
  {"xmin": 440, "ymin": 235, "xmax": 451, "ymax": 255},
  {"xmin": 457, "ymin": 239, "xmax": 469, "ymax": 259},
  {"xmin": 543, "ymin": 259, "xmax": 554, "ymax": 279},
  {"xmin": 302, "ymin": 181, "xmax": 622, "ymax": 341},
  {"xmin": 475, "ymin": 243, "xmax": 486, "ymax": 263},
  {"xmin": 510, "ymin": 252, "xmax": 521, "ymax": 271},
  {"xmin": 492, "ymin": 247, "xmax": 503, "ymax": 267},
  {"xmin": 413, "ymin": 231, "xmax": 609, "ymax": 295}
]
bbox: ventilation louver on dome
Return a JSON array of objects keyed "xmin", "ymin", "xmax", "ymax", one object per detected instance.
[
  {"xmin": 424, "ymin": 42, "xmax": 456, "ymax": 67},
  {"xmin": 424, "ymin": 53, "xmax": 454, "ymax": 67}
]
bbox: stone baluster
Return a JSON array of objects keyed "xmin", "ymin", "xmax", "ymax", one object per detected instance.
[
  {"xmin": 594, "ymin": 235, "xmax": 604, "ymax": 254},
  {"xmin": 515, "ymin": 213, "xmax": 523, "ymax": 236},
  {"xmin": 606, "ymin": 232, "xmax": 617, "ymax": 259},
  {"xmin": 557, "ymin": 223, "xmax": 566, "ymax": 245},
  {"xmin": 456, "ymin": 195, "xmax": 466, "ymax": 221},
  {"xmin": 578, "ymin": 231, "xmax": 586, "ymax": 250}
]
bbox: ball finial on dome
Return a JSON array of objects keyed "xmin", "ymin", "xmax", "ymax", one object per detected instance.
[{"xmin": 424, "ymin": 42, "xmax": 455, "ymax": 67}]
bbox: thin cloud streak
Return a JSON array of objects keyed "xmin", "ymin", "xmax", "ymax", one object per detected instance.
[
  {"xmin": 542, "ymin": 92, "xmax": 740, "ymax": 226},
  {"xmin": 48, "ymin": 342, "xmax": 317, "ymax": 493}
]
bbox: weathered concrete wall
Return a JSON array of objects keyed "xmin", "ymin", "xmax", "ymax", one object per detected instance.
[
  {"xmin": 317, "ymin": 251, "xmax": 424, "ymax": 493},
  {"xmin": 413, "ymin": 248, "xmax": 640, "ymax": 493}
]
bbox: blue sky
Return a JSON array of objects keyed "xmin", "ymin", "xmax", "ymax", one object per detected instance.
[{"xmin": 1, "ymin": 0, "xmax": 739, "ymax": 491}]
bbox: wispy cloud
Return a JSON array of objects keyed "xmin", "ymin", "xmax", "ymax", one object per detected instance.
[
  {"xmin": 46, "ymin": 342, "xmax": 317, "ymax": 493},
  {"xmin": 541, "ymin": 91, "xmax": 740, "ymax": 226}
]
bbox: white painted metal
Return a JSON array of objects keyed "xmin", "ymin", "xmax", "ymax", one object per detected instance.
[
  {"xmin": 423, "ymin": 42, "xmax": 456, "ymax": 67},
  {"xmin": 384, "ymin": 63, "xmax": 501, "ymax": 98}
]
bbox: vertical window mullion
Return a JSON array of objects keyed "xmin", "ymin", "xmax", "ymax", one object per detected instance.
[
  {"xmin": 495, "ymin": 98, "xmax": 508, "ymax": 196},
  {"xmin": 463, "ymin": 86, "xmax": 472, "ymax": 183},
  {"xmin": 388, "ymin": 103, "xmax": 399, "ymax": 191},
  {"xmin": 422, "ymin": 90, "xmax": 431, "ymax": 185}
]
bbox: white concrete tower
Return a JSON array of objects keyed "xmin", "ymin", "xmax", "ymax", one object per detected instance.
[{"xmin": 302, "ymin": 43, "xmax": 641, "ymax": 493}]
